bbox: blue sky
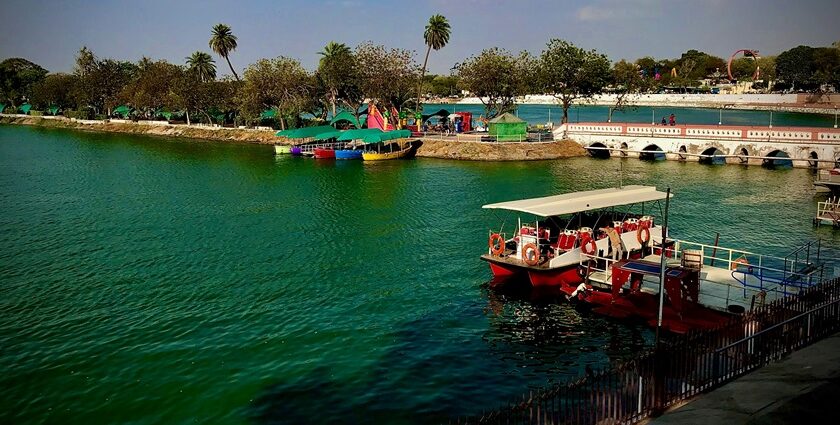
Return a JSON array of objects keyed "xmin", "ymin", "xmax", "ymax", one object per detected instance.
[{"xmin": 0, "ymin": 0, "xmax": 837, "ymax": 78}]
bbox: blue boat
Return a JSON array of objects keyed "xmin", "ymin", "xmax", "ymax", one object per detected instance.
[{"xmin": 335, "ymin": 149, "xmax": 363, "ymax": 160}]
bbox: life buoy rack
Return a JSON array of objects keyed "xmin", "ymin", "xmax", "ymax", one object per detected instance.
[
  {"xmin": 637, "ymin": 227, "xmax": 650, "ymax": 245},
  {"xmin": 582, "ymin": 239, "xmax": 597, "ymax": 256},
  {"xmin": 522, "ymin": 243, "xmax": 540, "ymax": 266},
  {"xmin": 489, "ymin": 233, "xmax": 505, "ymax": 256}
]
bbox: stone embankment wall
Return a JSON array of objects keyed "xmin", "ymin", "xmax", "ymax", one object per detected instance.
[{"xmin": 415, "ymin": 138, "xmax": 585, "ymax": 161}]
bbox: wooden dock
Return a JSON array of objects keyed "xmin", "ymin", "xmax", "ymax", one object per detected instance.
[{"xmin": 815, "ymin": 197, "xmax": 840, "ymax": 227}]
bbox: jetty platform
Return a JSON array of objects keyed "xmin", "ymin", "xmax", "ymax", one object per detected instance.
[{"xmin": 650, "ymin": 331, "xmax": 840, "ymax": 424}]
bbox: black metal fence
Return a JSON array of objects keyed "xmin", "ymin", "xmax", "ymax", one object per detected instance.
[{"xmin": 461, "ymin": 277, "xmax": 840, "ymax": 425}]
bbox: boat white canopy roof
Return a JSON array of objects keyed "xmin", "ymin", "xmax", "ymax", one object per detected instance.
[{"xmin": 482, "ymin": 185, "xmax": 671, "ymax": 217}]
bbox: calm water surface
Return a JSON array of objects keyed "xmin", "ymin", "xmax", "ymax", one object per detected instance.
[{"xmin": 1, "ymin": 123, "xmax": 838, "ymax": 424}]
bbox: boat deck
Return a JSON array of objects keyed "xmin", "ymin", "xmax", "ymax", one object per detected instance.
[
  {"xmin": 816, "ymin": 198, "xmax": 840, "ymax": 227},
  {"xmin": 586, "ymin": 254, "xmax": 788, "ymax": 313}
]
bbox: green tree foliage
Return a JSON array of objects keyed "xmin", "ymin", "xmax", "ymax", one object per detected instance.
[
  {"xmin": 354, "ymin": 42, "xmax": 419, "ymax": 111},
  {"xmin": 72, "ymin": 48, "xmax": 137, "ymax": 115},
  {"xmin": 0, "ymin": 58, "xmax": 48, "ymax": 107},
  {"xmin": 730, "ymin": 57, "xmax": 759, "ymax": 80},
  {"xmin": 456, "ymin": 48, "xmax": 535, "ymax": 118},
  {"xmin": 417, "ymin": 14, "xmax": 450, "ymax": 111},
  {"xmin": 812, "ymin": 47, "xmax": 840, "ymax": 88},
  {"xmin": 776, "ymin": 45, "xmax": 815, "ymax": 88},
  {"xmin": 240, "ymin": 57, "xmax": 312, "ymax": 130},
  {"xmin": 424, "ymin": 75, "xmax": 459, "ymax": 98},
  {"xmin": 30, "ymin": 73, "xmax": 78, "ymax": 110},
  {"xmin": 121, "ymin": 59, "xmax": 181, "ymax": 113},
  {"xmin": 317, "ymin": 42, "xmax": 357, "ymax": 116},
  {"xmin": 209, "ymin": 23, "xmax": 240, "ymax": 81},
  {"xmin": 609, "ymin": 59, "xmax": 653, "ymax": 120},
  {"xmin": 186, "ymin": 51, "xmax": 216, "ymax": 83},
  {"xmin": 537, "ymin": 39, "xmax": 610, "ymax": 123}
]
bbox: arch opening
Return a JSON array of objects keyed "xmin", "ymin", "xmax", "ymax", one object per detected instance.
[
  {"xmin": 640, "ymin": 144, "xmax": 665, "ymax": 161},
  {"xmin": 587, "ymin": 142, "xmax": 610, "ymax": 159},
  {"xmin": 737, "ymin": 147, "xmax": 749, "ymax": 164},
  {"xmin": 620, "ymin": 142, "xmax": 628, "ymax": 157},
  {"xmin": 678, "ymin": 145, "xmax": 687, "ymax": 161},
  {"xmin": 699, "ymin": 147, "xmax": 726, "ymax": 165},
  {"xmin": 763, "ymin": 150, "xmax": 793, "ymax": 169}
]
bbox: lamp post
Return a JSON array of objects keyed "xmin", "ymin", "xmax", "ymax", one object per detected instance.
[
  {"xmin": 834, "ymin": 107, "xmax": 837, "ymax": 129},
  {"xmin": 719, "ymin": 107, "xmax": 722, "ymax": 126},
  {"xmin": 769, "ymin": 110, "xmax": 773, "ymax": 129},
  {"xmin": 652, "ymin": 107, "xmax": 655, "ymax": 125}
]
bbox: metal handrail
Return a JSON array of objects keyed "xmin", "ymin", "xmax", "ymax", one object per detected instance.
[{"xmin": 714, "ymin": 296, "xmax": 840, "ymax": 354}]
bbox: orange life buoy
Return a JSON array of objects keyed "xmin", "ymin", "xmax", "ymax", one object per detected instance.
[
  {"xmin": 582, "ymin": 239, "xmax": 597, "ymax": 256},
  {"xmin": 489, "ymin": 233, "xmax": 505, "ymax": 256},
  {"xmin": 522, "ymin": 243, "xmax": 540, "ymax": 266},
  {"xmin": 637, "ymin": 227, "xmax": 650, "ymax": 245},
  {"xmin": 731, "ymin": 257, "xmax": 750, "ymax": 271}
]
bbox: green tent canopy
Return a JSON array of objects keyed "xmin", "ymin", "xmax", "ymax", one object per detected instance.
[
  {"xmin": 313, "ymin": 129, "xmax": 343, "ymax": 141},
  {"xmin": 280, "ymin": 125, "xmax": 336, "ymax": 139},
  {"xmin": 48, "ymin": 106, "xmax": 60, "ymax": 115},
  {"xmin": 362, "ymin": 129, "xmax": 411, "ymax": 144},
  {"xmin": 329, "ymin": 111, "xmax": 362, "ymax": 129},
  {"xmin": 18, "ymin": 104, "xmax": 32, "ymax": 114},
  {"xmin": 337, "ymin": 128, "xmax": 382, "ymax": 141},
  {"xmin": 0, "ymin": 104, "xmax": 6, "ymax": 114},
  {"xmin": 260, "ymin": 109, "xmax": 276, "ymax": 120},
  {"xmin": 113, "ymin": 105, "xmax": 132, "ymax": 117},
  {"xmin": 488, "ymin": 112, "xmax": 527, "ymax": 141}
]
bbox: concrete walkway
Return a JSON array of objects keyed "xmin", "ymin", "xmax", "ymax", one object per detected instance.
[{"xmin": 651, "ymin": 332, "xmax": 840, "ymax": 424}]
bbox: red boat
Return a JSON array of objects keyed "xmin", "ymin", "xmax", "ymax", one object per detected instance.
[
  {"xmin": 480, "ymin": 186, "xmax": 824, "ymax": 333},
  {"xmin": 313, "ymin": 148, "xmax": 335, "ymax": 159}
]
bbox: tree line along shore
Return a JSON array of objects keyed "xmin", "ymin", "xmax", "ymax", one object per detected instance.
[{"xmin": 1, "ymin": 17, "xmax": 838, "ymax": 132}]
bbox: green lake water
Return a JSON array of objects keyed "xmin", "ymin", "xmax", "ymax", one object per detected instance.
[{"xmin": 1, "ymin": 122, "xmax": 839, "ymax": 424}]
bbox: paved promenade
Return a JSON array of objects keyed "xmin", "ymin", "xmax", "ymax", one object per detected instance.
[{"xmin": 650, "ymin": 332, "xmax": 840, "ymax": 424}]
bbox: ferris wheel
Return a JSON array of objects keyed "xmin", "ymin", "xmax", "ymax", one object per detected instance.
[{"xmin": 727, "ymin": 49, "xmax": 760, "ymax": 81}]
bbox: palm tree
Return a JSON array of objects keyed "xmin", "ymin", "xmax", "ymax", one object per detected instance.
[
  {"xmin": 209, "ymin": 23, "xmax": 240, "ymax": 81},
  {"xmin": 318, "ymin": 41, "xmax": 351, "ymax": 65},
  {"xmin": 318, "ymin": 42, "xmax": 352, "ymax": 116},
  {"xmin": 417, "ymin": 14, "xmax": 451, "ymax": 112},
  {"xmin": 186, "ymin": 51, "xmax": 216, "ymax": 82}
]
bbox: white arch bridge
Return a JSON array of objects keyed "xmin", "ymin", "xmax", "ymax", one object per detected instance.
[{"xmin": 555, "ymin": 123, "xmax": 840, "ymax": 168}]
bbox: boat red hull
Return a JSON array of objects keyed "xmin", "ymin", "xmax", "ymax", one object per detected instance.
[
  {"xmin": 527, "ymin": 267, "xmax": 584, "ymax": 291},
  {"xmin": 314, "ymin": 148, "xmax": 335, "ymax": 159}
]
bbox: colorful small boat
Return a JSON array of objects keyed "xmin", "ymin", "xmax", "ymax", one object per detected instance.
[
  {"xmin": 274, "ymin": 145, "xmax": 291, "ymax": 155},
  {"xmin": 362, "ymin": 144, "xmax": 412, "ymax": 161},
  {"xmin": 290, "ymin": 146, "xmax": 303, "ymax": 156},
  {"xmin": 313, "ymin": 148, "xmax": 336, "ymax": 159},
  {"xmin": 335, "ymin": 149, "xmax": 363, "ymax": 160}
]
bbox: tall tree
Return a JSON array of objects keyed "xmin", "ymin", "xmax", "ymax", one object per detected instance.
[
  {"xmin": 30, "ymin": 73, "xmax": 78, "ymax": 110},
  {"xmin": 354, "ymin": 42, "xmax": 420, "ymax": 111},
  {"xmin": 71, "ymin": 48, "xmax": 137, "ymax": 115},
  {"xmin": 209, "ymin": 23, "xmax": 240, "ymax": 81},
  {"xmin": 456, "ymin": 48, "xmax": 535, "ymax": 119},
  {"xmin": 317, "ymin": 41, "xmax": 355, "ymax": 116},
  {"xmin": 537, "ymin": 39, "xmax": 610, "ymax": 123},
  {"xmin": 240, "ymin": 57, "xmax": 312, "ymax": 130},
  {"xmin": 609, "ymin": 59, "xmax": 652, "ymax": 122},
  {"xmin": 776, "ymin": 45, "xmax": 815, "ymax": 89},
  {"xmin": 121, "ymin": 59, "xmax": 181, "ymax": 114},
  {"xmin": 416, "ymin": 14, "xmax": 450, "ymax": 112},
  {"xmin": 186, "ymin": 51, "xmax": 216, "ymax": 83},
  {"xmin": 0, "ymin": 58, "xmax": 48, "ymax": 107}
]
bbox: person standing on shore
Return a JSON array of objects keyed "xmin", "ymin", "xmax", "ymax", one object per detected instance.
[
  {"xmin": 669, "ymin": 114, "xmax": 676, "ymax": 126},
  {"xmin": 661, "ymin": 117, "xmax": 667, "ymax": 125}
]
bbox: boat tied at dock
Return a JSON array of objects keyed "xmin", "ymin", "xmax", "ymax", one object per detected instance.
[{"xmin": 481, "ymin": 185, "xmax": 825, "ymax": 333}]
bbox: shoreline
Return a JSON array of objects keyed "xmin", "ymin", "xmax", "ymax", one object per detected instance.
[{"xmin": 0, "ymin": 115, "xmax": 586, "ymax": 161}]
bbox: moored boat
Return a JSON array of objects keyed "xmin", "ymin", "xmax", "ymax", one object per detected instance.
[
  {"xmin": 480, "ymin": 185, "xmax": 825, "ymax": 333},
  {"xmin": 362, "ymin": 143, "xmax": 412, "ymax": 161},
  {"xmin": 313, "ymin": 147, "xmax": 336, "ymax": 159},
  {"xmin": 274, "ymin": 145, "xmax": 291, "ymax": 155},
  {"xmin": 335, "ymin": 149, "xmax": 363, "ymax": 160}
]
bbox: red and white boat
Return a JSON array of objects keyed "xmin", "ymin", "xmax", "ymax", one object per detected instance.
[{"xmin": 480, "ymin": 185, "xmax": 825, "ymax": 333}]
